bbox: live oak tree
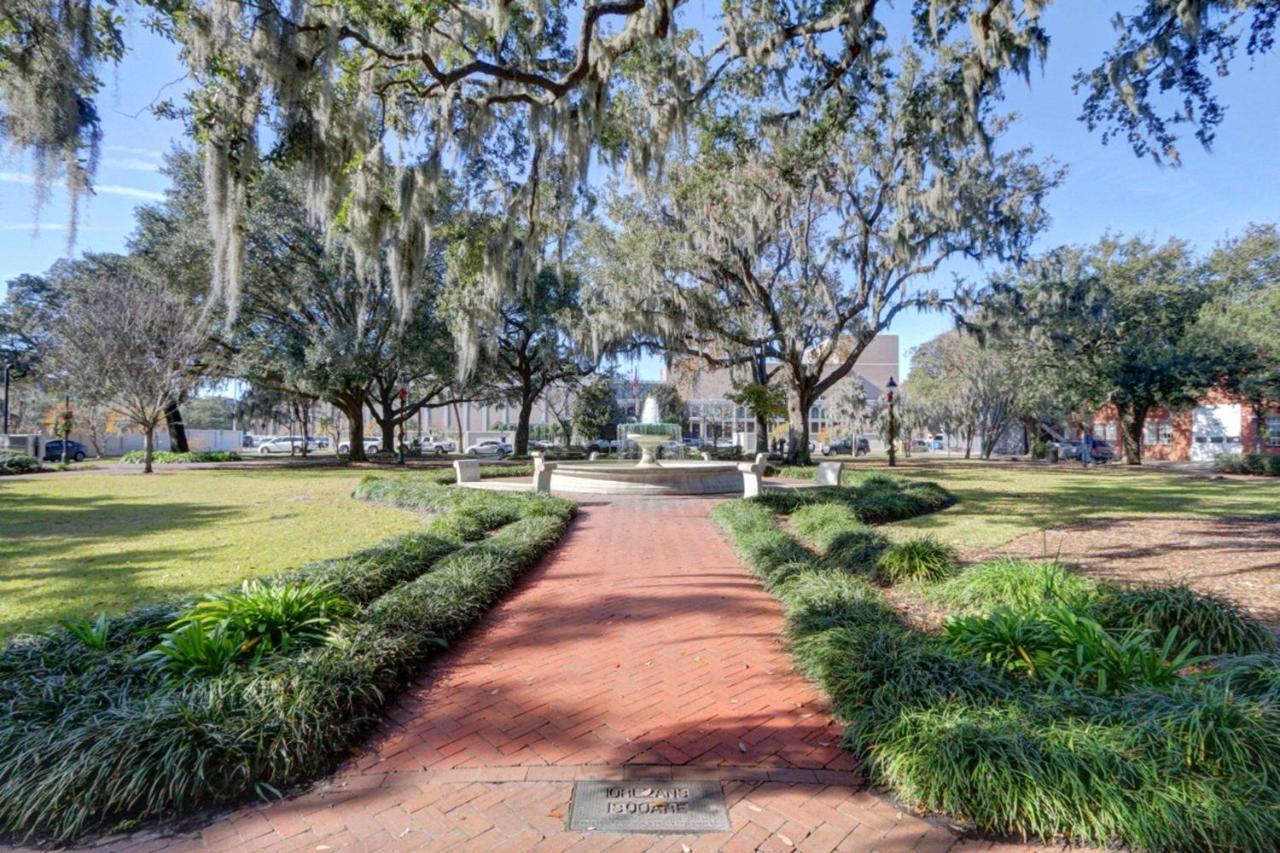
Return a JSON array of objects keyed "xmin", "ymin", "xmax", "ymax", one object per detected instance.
[
  {"xmin": 982, "ymin": 236, "xmax": 1213, "ymax": 464},
  {"xmin": 2, "ymin": 1, "xmax": 1063, "ymax": 353},
  {"xmin": 50, "ymin": 274, "xmax": 208, "ymax": 472},
  {"xmin": 592, "ymin": 47, "xmax": 1058, "ymax": 463},
  {"xmin": 1195, "ymin": 224, "xmax": 1280, "ymax": 452},
  {"xmin": 443, "ymin": 211, "xmax": 598, "ymax": 457},
  {"xmin": 572, "ymin": 374, "xmax": 621, "ymax": 442}
]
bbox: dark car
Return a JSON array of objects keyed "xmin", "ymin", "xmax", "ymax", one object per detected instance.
[
  {"xmin": 42, "ymin": 439, "xmax": 88, "ymax": 462},
  {"xmin": 1055, "ymin": 439, "xmax": 1116, "ymax": 463}
]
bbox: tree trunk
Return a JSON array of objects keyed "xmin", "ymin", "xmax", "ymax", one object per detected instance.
[
  {"xmin": 515, "ymin": 385, "xmax": 535, "ymax": 457},
  {"xmin": 452, "ymin": 401, "xmax": 465, "ymax": 453},
  {"xmin": 1120, "ymin": 405, "xmax": 1146, "ymax": 465},
  {"xmin": 338, "ymin": 396, "xmax": 368, "ymax": 462},
  {"xmin": 299, "ymin": 402, "xmax": 310, "ymax": 458},
  {"xmin": 755, "ymin": 414, "xmax": 769, "ymax": 454},
  {"xmin": 164, "ymin": 401, "xmax": 189, "ymax": 453},
  {"xmin": 787, "ymin": 392, "xmax": 813, "ymax": 466},
  {"xmin": 143, "ymin": 426, "xmax": 154, "ymax": 474}
]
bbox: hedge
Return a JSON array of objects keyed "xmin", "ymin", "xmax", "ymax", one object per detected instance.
[
  {"xmin": 0, "ymin": 479, "xmax": 574, "ymax": 842},
  {"xmin": 712, "ymin": 483, "xmax": 1280, "ymax": 851},
  {"xmin": 120, "ymin": 450, "xmax": 242, "ymax": 464},
  {"xmin": 0, "ymin": 451, "xmax": 40, "ymax": 475},
  {"xmin": 1214, "ymin": 452, "xmax": 1280, "ymax": 476}
]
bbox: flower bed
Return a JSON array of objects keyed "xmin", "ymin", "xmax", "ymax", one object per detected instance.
[{"xmin": 712, "ymin": 477, "xmax": 1280, "ymax": 850}]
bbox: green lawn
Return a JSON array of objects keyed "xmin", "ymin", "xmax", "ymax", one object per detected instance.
[
  {"xmin": 0, "ymin": 468, "xmax": 425, "ymax": 639},
  {"xmin": 796, "ymin": 459, "xmax": 1280, "ymax": 550}
]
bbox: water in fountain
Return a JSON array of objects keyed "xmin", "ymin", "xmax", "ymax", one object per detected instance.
[{"xmin": 640, "ymin": 396, "xmax": 661, "ymax": 424}]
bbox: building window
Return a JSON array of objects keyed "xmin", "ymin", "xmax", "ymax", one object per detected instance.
[
  {"xmin": 1267, "ymin": 416, "xmax": 1280, "ymax": 448},
  {"xmin": 1094, "ymin": 422, "xmax": 1117, "ymax": 442},
  {"xmin": 1144, "ymin": 418, "xmax": 1173, "ymax": 445}
]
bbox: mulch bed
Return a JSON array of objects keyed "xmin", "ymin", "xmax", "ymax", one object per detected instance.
[{"xmin": 971, "ymin": 516, "xmax": 1280, "ymax": 634}]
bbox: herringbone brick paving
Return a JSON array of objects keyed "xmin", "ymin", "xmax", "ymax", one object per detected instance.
[{"xmin": 95, "ymin": 496, "xmax": 1060, "ymax": 852}]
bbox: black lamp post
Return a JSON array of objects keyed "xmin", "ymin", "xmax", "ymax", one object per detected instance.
[
  {"xmin": 396, "ymin": 376, "xmax": 409, "ymax": 465},
  {"xmin": 885, "ymin": 376, "xmax": 897, "ymax": 468}
]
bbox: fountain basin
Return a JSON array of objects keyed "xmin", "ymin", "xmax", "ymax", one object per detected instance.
[{"xmin": 549, "ymin": 461, "xmax": 742, "ymax": 495}]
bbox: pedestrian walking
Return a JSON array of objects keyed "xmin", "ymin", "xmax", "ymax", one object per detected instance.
[{"xmin": 1080, "ymin": 429, "xmax": 1094, "ymax": 468}]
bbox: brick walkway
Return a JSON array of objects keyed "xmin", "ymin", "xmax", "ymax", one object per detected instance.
[{"xmin": 115, "ymin": 496, "xmax": 1020, "ymax": 852}]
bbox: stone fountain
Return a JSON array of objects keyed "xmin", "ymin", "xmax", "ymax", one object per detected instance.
[
  {"xmin": 622, "ymin": 397, "xmax": 680, "ymax": 466},
  {"xmin": 548, "ymin": 395, "xmax": 743, "ymax": 495}
]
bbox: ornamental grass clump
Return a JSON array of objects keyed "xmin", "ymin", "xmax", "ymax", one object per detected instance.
[
  {"xmin": 1091, "ymin": 584, "xmax": 1276, "ymax": 656},
  {"xmin": 875, "ymin": 537, "xmax": 958, "ymax": 584},
  {"xmin": 789, "ymin": 503, "xmax": 887, "ymax": 574},
  {"xmin": 942, "ymin": 604, "xmax": 1203, "ymax": 694},
  {"xmin": 931, "ymin": 558, "xmax": 1098, "ymax": 612}
]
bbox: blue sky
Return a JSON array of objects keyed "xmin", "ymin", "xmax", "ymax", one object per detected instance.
[{"xmin": 2, "ymin": 1, "xmax": 1277, "ymax": 380}]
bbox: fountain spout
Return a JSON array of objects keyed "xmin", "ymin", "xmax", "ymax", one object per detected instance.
[{"xmin": 627, "ymin": 396, "xmax": 679, "ymax": 467}]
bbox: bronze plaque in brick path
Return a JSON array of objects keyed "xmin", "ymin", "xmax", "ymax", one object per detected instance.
[{"xmin": 568, "ymin": 780, "xmax": 731, "ymax": 833}]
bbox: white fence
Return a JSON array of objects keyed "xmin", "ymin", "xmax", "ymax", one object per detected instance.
[{"xmin": 64, "ymin": 428, "xmax": 243, "ymax": 457}]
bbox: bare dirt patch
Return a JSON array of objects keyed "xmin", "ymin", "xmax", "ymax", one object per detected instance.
[{"xmin": 972, "ymin": 516, "xmax": 1280, "ymax": 633}]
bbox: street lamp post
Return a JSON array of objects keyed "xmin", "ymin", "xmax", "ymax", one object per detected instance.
[
  {"xmin": 885, "ymin": 376, "xmax": 897, "ymax": 468},
  {"xmin": 2, "ymin": 362, "xmax": 11, "ymax": 435},
  {"xmin": 396, "ymin": 376, "xmax": 409, "ymax": 465}
]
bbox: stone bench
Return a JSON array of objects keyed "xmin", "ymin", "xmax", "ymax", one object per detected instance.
[
  {"xmin": 532, "ymin": 456, "xmax": 557, "ymax": 495},
  {"xmin": 738, "ymin": 461, "xmax": 766, "ymax": 498},
  {"xmin": 815, "ymin": 460, "xmax": 844, "ymax": 486},
  {"xmin": 453, "ymin": 459, "xmax": 480, "ymax": 484}
]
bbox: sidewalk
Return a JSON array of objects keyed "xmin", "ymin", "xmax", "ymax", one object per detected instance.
[{"xmin": 118, "ymin": 496, "xmax": 993, "ymax": 852}]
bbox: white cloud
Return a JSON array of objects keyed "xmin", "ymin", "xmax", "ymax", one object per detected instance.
[
  {"xmin": 104, "ymin": 145, "xmax": 163, "ymax": 159},
  {"xmin": 105, "ymin": 157, "xmax": 161, "ymax": 173},
  {"xmin": 0, "ymin": 171, "xmax": 164, "ymax": 201},
  {"xmin": 0, "ymin": 223, "xmax": 113, "ymax": 232}
]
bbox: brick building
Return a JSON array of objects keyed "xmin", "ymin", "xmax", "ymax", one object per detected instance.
[{"xmin": 1092, "ymin": 389, "xmax": 1280, "ymax": 461}]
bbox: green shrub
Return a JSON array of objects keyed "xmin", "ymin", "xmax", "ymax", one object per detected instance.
[
  {"xmin": 0, "ymin": 450, "xmax": 40, "ymax": 475},
  {"xmin": 1092, "ymin": 584, "xmax": 1276, "ymax": 656},
  {"xmin": 0, "ymin": 483, "xmax": 575, "ymax": 842},
  {"xmin": 1210, "ymin": 653, "xmax": 1280, "ymax": 699},
  {"xmin": 789, "ymin": 503, "xmax": 887, "ymax": 573},
  {"xmin": 1214, "ymin": 452, "xmax": 1280, "ymax": 476},
  {"xmin": 120, "ymin": 450, "xmax": 241, "ymax": 464},
  {"xmin": 58, "ymin": 614, "xmax": 112, "ymax": 651},
  {"xmin": 931, "ymin": 558, "xmax": 1098, "ymax": 611},
  {"xmin": 943, "ymin": 604, "xmax": 1203, "ymax": 694},
  {"xmin": 138, "ymin": 619, "xmax": 246, "ymax": 678},
  {"xmin": 876, "ymin": 537, "xmax": 958, "ymax": 584},
  {"xmin": 157, "ymin": 579, "xmax": 355, "ymax": 666}
]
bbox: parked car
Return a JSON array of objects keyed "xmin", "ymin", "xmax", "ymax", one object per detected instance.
[
  {"xmin": 307, "ymin": 436, "xmax": 330, "ymax": 450},
  {"xmin": 466, "ymin": 439, "xmax": 512, "ymax": 457},
  {"xmin": 822, "ymin": 438, "xmax": 856, "ymax": 456},
  {"xmin": 42, "ymin": 439, "xmax": 88, "ymax": 462},
  {"xmin": 336, "ymin": 438, "xmax": 382, "ymax": 455},
  {"xmin": 257, "ymin": 435, "xmax": 314, "ymax": 454},
  {"xmin": 585, "ymin": 438, "xmax": 612, "ymax": 453},
  {"xmin": 421, "ymin": 435, "xmax": 457, "ymax": 454},
  {"xmin": 1054, "ymin": 438, "xmax": 1116, "ymax": 463}
]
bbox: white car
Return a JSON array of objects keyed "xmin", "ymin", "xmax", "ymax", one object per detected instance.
[
  {"xmin": 466, "ymin": 440, "xmax": 511, "ymax": 457},
  {"xmin": 336, "ymin": 438, "xmax": 382, "ymax": 455},
  {"xmin": 421, "ymin": 436, "xmax": 456, "ymax": 454},
  {"xmin": 257, "ymin": 436, "xmax": 312, "ymax": 454}
]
